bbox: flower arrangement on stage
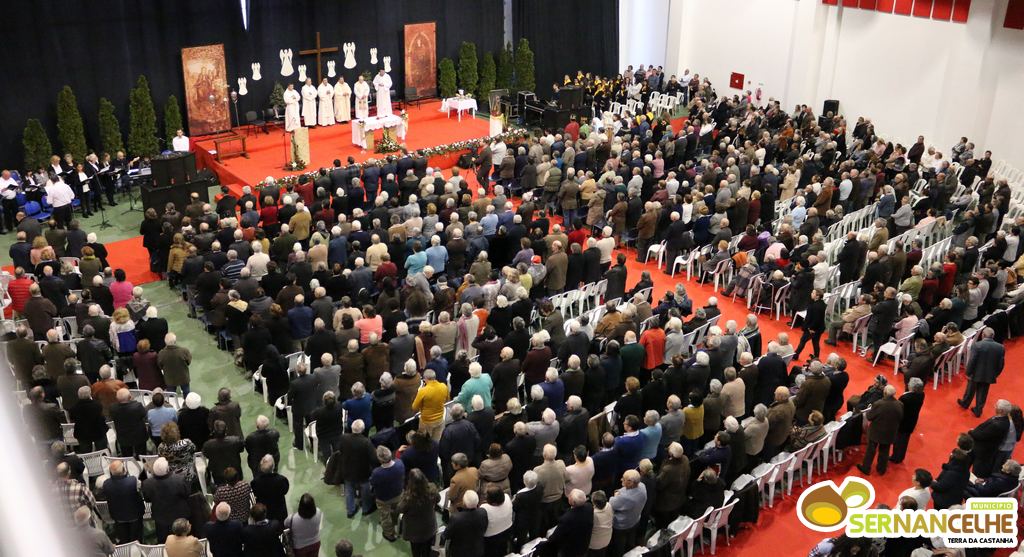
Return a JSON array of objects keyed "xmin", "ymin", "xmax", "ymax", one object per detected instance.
[
  {"xmin": 257, "ymin": 127, "xmax": 531, "ymax": 189},
  {"xmin": 374, "ymin": 135, "xmax": 402, "ymax": 155}
]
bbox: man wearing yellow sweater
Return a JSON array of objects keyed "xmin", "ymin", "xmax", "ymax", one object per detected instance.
[{"xmin": 413, "ymin": 369, "xmax": 449, "ymax": 440}]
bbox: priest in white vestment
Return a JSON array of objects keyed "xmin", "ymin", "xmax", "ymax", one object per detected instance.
[
  {"xmin": 301, "ymin": 78, "xmax": 318, "ymax": 127},
  {"xmin": 317, "ymin": 78, "xmax": 335, "ymax": 126},
  {"xmin": 284, "ymin": 83, "xmax": 302, "ymax": 132},
  {"xmin": 373, "ymin": 69, "xmax": 393, "ymax": 117},
  {"xmin": 353, "ymin": 76, "xmax": 371, "ymax": 120},
  {"xmin": 333, "ymin": 77, "xmax": 352, "ymax": 123}
]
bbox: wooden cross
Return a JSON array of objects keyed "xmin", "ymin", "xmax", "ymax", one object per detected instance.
[{"xmin": 299, "ymin": 31, "xmax": 338, "ymax": 83}]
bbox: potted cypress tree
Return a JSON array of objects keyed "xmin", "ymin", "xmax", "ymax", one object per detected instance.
[
  {"xmin": 439, "ymin": 58, "xmax": 457, "ymax": 99},
  {"xmin": 478, "ymin": 51, "xmax": 496, "ymax": 104},
  {"xmin": 514, "ymin": 38, "xmax": 535, "ymax": 93},
  {"xmin": 128, "ymin": 75, "xmax": 159, "ymax": 156},
  {"xmin": 97, "ymin": 97, "xmax": 124, "ymax": 155},
  {"xmin": 56, "ymin": 85, "xmax": 88, "ymax": 161},
  {"xmin": 458, "ymin": 42, "xmax": 478, "ymax": 98},
  {"xmin": 164, "ymin": 95, "xmax": 183, "ymax": 144},
  {"xmin": 22, "ymin": 118, "xmax": 53, "ymax": 171}
]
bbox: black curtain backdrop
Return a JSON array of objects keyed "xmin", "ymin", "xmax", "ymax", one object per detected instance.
[
  {"xmin": 0, "ymin": 0, "xmax": 503, "ymax": 169},
  {"xmin": 513, "ymin": 0, "xmax": 619, "ymax": 101}
]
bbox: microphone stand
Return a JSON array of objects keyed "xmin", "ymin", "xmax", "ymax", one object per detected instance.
[{"xmin": 89, "ymin": 175, "xmax": 112, "ymax": 229}]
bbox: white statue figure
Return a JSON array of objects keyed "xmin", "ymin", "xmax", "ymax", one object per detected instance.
[
  {"xmin": 237, "ymin": 77, "xmax": 248, "ymax": 96},
  {"xmin": 370, "ymin": 48, "xmax": 378, "ymax": 65},
  {"xmin": 283, "ymin": 83, "xmax": 301, "ymax": 132},
  {"xmin": 279, "ymin": 49, "xmax": 294, "ymax": 77},
  {"xmin": 343, "ymin": 42, "xmax": 357, "ymax": 69},
  {"xmin": 301, "ymin": 78, "xmax": 318, "ymax": 127},
  {"xmin": 334, "ymin": 77, "xmax": 352, "ymax": 123},
  {"xmin": 373, "ymin": 69, "xmax": 393, "ymax": 117},
  {"xmin": 297, "ymin": 64, "xmax": 308, "ymax": 83},
  {"xmin": 251, "ymin": 62, "xmax": 262, "ymax": 81},
  {"xmin": 353, "ymin": 75, "xmax": 370, "ymax": 119},
  {"xmin": 383, "ymin": 56, "xmax": 392, "ymax": 73},
  {"xmin": 327, "ymin": 60, "xmax": 336, "ymax": 78}
]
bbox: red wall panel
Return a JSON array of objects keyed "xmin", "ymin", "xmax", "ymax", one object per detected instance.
[
  {"xmin": 877, "ymin": 0, "xmax": 896, "ymax": 13},
  {"xmin": 932, "ymin": 0, "xmax": 954, "ymax": 20},
  {"xmin": 913, "ymin": 0, "xmax": 933, "ymax": 17},
  {"xmin": 860, "ymin": 0, "xmax": 878, "ymax": 8},
  {"xmin": 843, "ymin": 0, "xmax": 859, "ymax": 6},
  {"xmin": 1005, "ymin": 0, "xmax": 1024, "ymax": 29},
  {"xmin": 952, "ymin": 0, "xmax": 971, "ymax": 22},
  {"xmin": 822, "ymin": 0, "xmax": 839, "ymax": 5},
  {"xmin": 895, "ymin": 0, "xmax": 915, "ymax": 15}
]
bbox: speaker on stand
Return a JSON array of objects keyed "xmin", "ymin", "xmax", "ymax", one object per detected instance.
[{"xmin": 822, "ymin": 99, "xmax": 840, "ymax": 116}]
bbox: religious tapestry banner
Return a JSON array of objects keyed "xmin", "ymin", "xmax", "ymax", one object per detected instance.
[
  {"xmin": 181, "ymin": 44, "xmax": 231, "ymax": 135},
  {"xmin": 404, "ymin": 22, "xmax": 437, "ymax": 99}
]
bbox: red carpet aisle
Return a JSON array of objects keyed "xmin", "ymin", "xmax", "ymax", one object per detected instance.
[
  {"xmin": 194, "ymin": 101, "xmax": 490, "ymax": 188},
  {"xmin": 619, "ymin": 254, "xmax": 1024, "ymax": 556},
  {"xmin": 104, "ymin": 235, "xmax": 161, "ymax": 285}
]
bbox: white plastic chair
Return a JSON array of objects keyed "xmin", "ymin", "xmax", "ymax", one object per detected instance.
[
  {"xmin": 702, "ymin": 499, "xmax": 739, "ymax": 554},
  {"xmin": 671, "ymin": 506, "xmax": 714, "ymax": 557},
  {"xmin": 136, "ymin": 544, "xmax": 167, "ymax": 557},
  {"xmin": 303, "ymin": 421, "xmax": 319, "ymax": 459},
  {"xmin": 645, "ymin": 240, "xmax": 667, "ymax": 268}
]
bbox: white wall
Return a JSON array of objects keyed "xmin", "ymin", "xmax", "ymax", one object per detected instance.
[
  {"xmin": 668, "ymin": 0, "xmax": 800, "ymax": 104},
  {"xmin": 619, "ymin": 0, "xmax": 670, "ymax": 69},
  {"xmin": 657, "ymin": 0, "xmax": 1024, "ymax": 169}
]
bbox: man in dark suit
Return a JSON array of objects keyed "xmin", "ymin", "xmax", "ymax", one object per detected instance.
[
  {"xmin": 958, "ymin": 328, "xmax": 1005, "ymax": 417},
  {"xmin": 890, "ymin": 378, "xmax": 926, "ymax": 464},
  {"xmin": 557, "ymin": 397, "xmax": 590, "ymax": 459},
  {"xmin": 205, "ymin": 502, "xmax": 244, "ymax": 557},
  {"xmin": 287, "ymin": 364, "xmax": 318, "ymax": 450},
  {"xmin": 755, "ymin": 345, "xmax": 788, "ymax": 407},
  {"xmin": 858, "ymin": 385, "xmax": 903, "ymax": 476},
  {"xmin": 109, "ymin": 388, "xmax": 149, "ymax": 457},
  {"xmin": 444, "ymin": 490, "xmax": 488, "ymax": 557},
  {"xmin": 512, "ymin": 470, "xmax": 543, "ymax": 548},
  {"xmin": 544, "ymin": 489, "xmax": 594, "ymax": 557},
  {"xmin": 969, "ymin": 399, "xmax": 1012, "ymax": 478},
  {"xmin": 244, "ymin": 416, "xmax": 281, "ymax": 476},
  {"xmin": 241, "ymin": 503, "xmax": 286, "ymax": 556},
  {"xmin": 866, "ymin": 287, "xmax": 899, "ymax": 361}
]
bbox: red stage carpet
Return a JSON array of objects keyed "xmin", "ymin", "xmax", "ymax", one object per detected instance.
[{"xmin": 194, "ymin": 100, "xmax": 490, "ymax": 189}]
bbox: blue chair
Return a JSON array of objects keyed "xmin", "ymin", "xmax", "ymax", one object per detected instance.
[
  {"xmin": 24, "ymin": 201, "xmax": 50, "ymax": 220},
  {"xmin": 15, "ymin": 192, "xmax": 26, "ymax": 209},
  {"xmin": 10, "ymin": 170, "xmax": 21, "ymax": 182}
]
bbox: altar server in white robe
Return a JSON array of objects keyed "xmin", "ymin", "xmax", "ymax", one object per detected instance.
[
  {"xmin": 333, "ymin": 77, "xmax": 352, "ymax": 123},
  {"xmin": 301, "ymin": 78, "xmax": 318, "ymax": 127},
  {"xmin": 284, "ymin": 83, "xmax": 302, "ymax": 132},
  {"xmin": 353, "ymin": 75, "xmax": 371, "ymax": 120},
  {"xmin": 373, "ymin": 69, "xmax": 393, "ymax": 117},
  {"xmin": 317, "ymin": 78, "xmax": 335, "ymax": 126}
]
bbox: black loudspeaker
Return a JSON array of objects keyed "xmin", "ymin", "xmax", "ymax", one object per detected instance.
[
  {"xmin": 140, "ymin": 177, "xmax": 211, "ymax": 213},
  {"xmin": 822, "ymin": 99, "xmax": 840, "ymax": 115},
  {"xmin": 558, "ymin": 86, "xmax": 584, "ymax": 110},
  {"xmin": 151, "ymin": 152, "xmax": 197, "ymax": 188},
  {"xmin": 542, "ymin": 108, "xmax": 571, "ymax": 129}
]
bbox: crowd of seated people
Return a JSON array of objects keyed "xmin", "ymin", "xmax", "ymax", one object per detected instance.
[{"xmin": 8, "ymin": 72, "xmax": 1024, "ymax": 557}]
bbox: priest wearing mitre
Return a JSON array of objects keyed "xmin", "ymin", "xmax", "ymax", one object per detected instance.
[
  {"xmin": 333, "ymin": 76, "xmax": 352, "ymax": 123},
  {"xmin": 373, "ymin": 68, "xmax": 393, "ymax": 117},
  {"xmin": 317, "ymin": 78, "xmax": 335, "ymax": 126},
  {"xmin": 283, "ymin": 83, "xmax": 302, "ymax": 132},
  {"xmin": 301, "ymin": 77, "xmax": 318, "ymax": 127},
  {"xmin": 353, "ymin": 75, "xmax": 371, "ymax": 120}
]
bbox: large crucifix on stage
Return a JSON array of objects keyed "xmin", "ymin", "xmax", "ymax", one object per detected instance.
[{"xmin": 299, "ymin": 31, "xmax": 338, "ymax": 83}]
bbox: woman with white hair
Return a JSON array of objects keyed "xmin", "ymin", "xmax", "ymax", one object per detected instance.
[{"xmin": 458, "ymin": 362, "xmax": 494, "ymax": 410}]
